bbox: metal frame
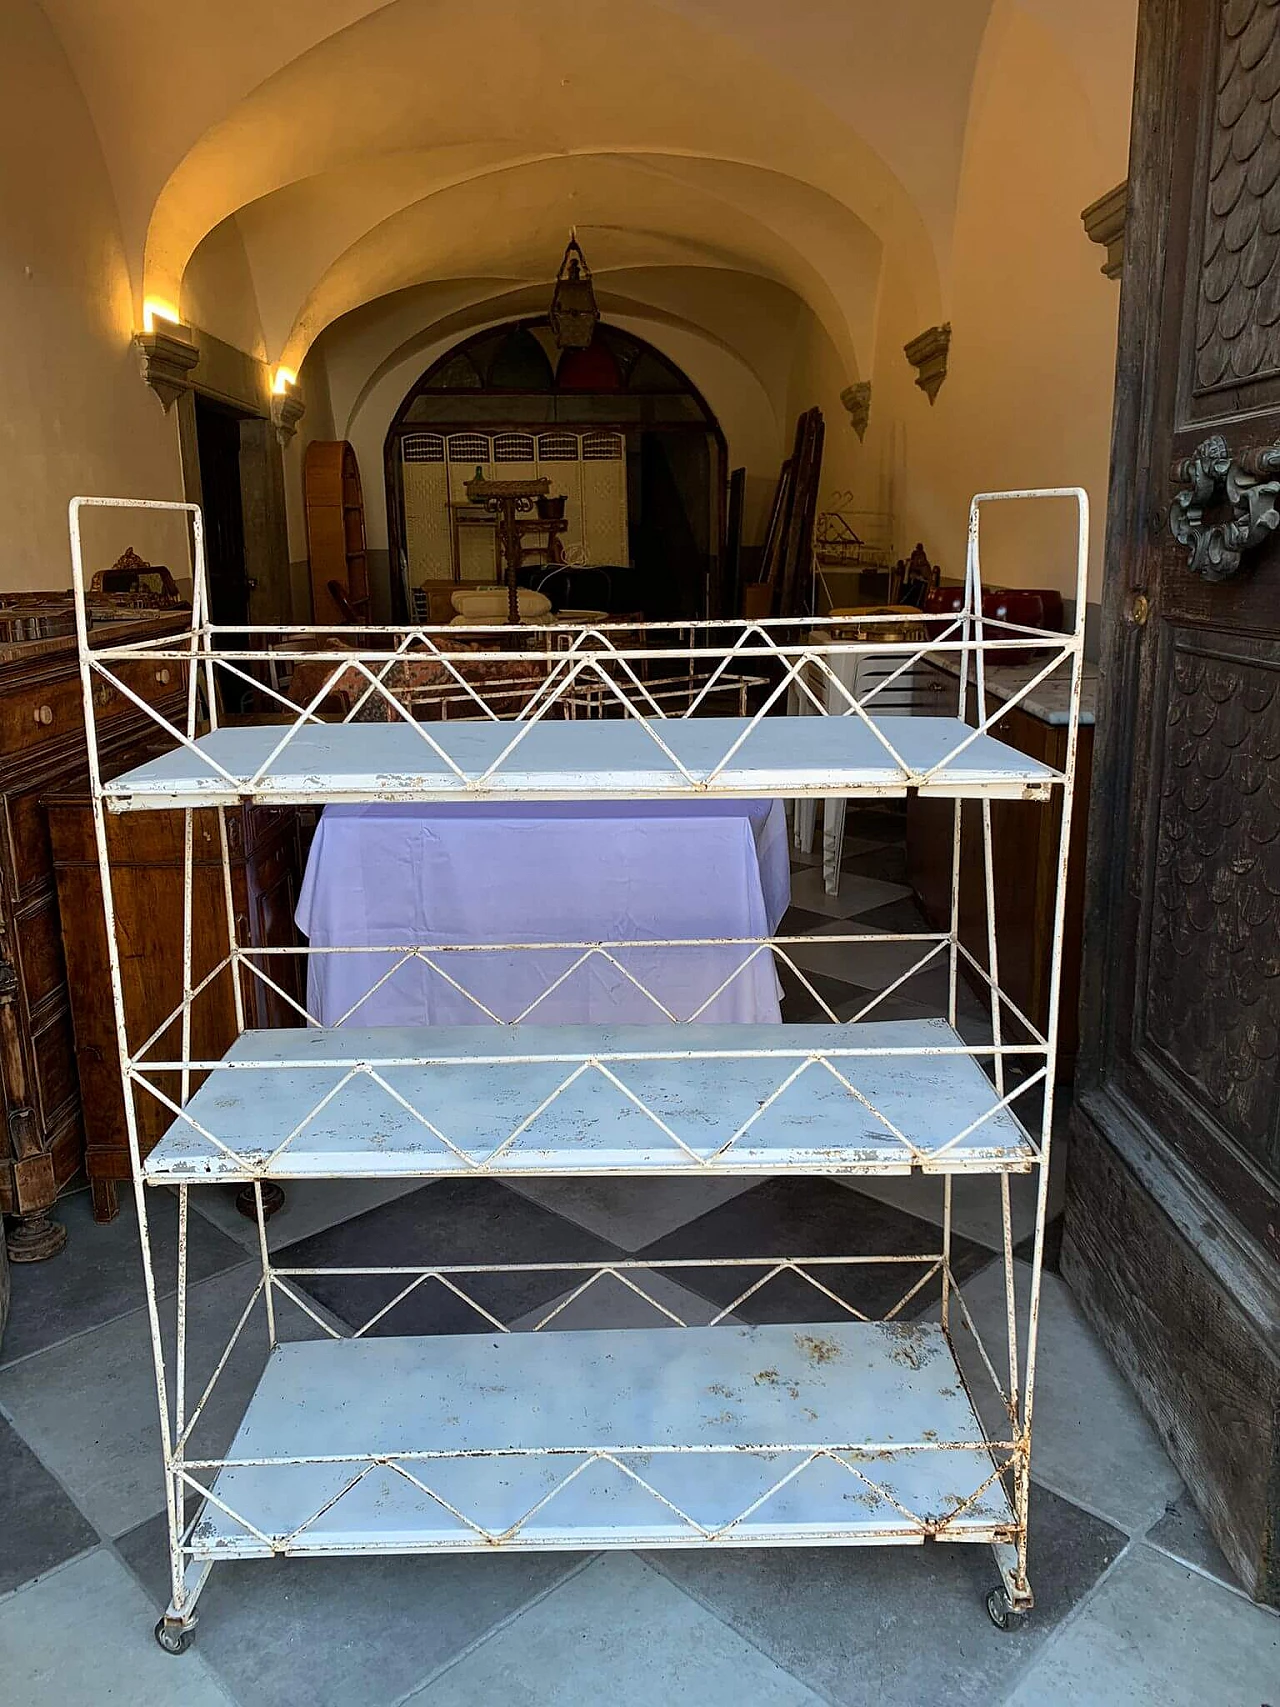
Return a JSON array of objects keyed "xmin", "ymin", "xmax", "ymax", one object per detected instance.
[{"xmin": 68, "ymin": 486, "xmax": 1087, "ymax": 1648}]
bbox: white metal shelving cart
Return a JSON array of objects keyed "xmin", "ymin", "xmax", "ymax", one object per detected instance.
[{"xmin": 68, "ymin": 487, "xmax": 1087, "ymax": 1651}]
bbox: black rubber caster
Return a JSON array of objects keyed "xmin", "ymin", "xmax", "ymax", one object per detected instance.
[
  {"xmin": 154, "ymin": 1617, "xmax": 193, "ymax": 1655},
  {"xmin": 986, "ymin": 1586, "xmax": 1025, "ymax": 1631}
]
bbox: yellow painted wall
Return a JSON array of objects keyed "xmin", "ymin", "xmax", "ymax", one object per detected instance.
[
  {"xmin": 0, "ymin": 0, "xmax": 184, "ymax": 588},
  {"xmin": 856, "ymin": 4, "xmax": 1133, "ymax": 599}
]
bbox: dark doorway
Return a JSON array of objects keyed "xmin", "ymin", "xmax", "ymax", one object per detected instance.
[
  {"xmin": 385, "ymin": 319, "xmax": 726, "ymax": 621},
  {"xmin": 194, "ymin": 396, "xmax": 251, "ymax": 628},
  {"xmin": 630, "ymin": 432, "xmax": 710, "ymax": 621}
]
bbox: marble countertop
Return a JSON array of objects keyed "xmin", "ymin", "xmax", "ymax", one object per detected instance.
[{"xmin": 926, "ymin": 653, "xmax": 1098, "ymax": 725}]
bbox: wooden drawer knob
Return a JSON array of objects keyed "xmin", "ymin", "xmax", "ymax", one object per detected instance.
[
  {"xmin": 33, "ymin": 704, "xmax": 54, "ymax": 726},
  {"xmin": 155, "ymin": 667, "xmax": 172, "ymax": 685}
]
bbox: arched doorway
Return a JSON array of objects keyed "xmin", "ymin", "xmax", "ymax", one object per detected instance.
[{"xmin": 384, "ymin": 319, "xmax": 726, "ymax": 621}]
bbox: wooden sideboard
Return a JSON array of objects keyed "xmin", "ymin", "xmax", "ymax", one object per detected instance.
[
  {"xmin": 0, "ymin": 615, "xmax": 188, "ymax": 1260},
  {"xmin": 46, "ymin": 777, "xmax": 311, "ymax": 1224},
  {"xmin": 906, "ymin": 663, "xmax": 1096, "ymax": 1072}
]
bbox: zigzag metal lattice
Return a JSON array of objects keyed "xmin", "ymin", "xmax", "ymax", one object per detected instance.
[
  {"xmin": 85, "ymin": 616, "xmax": 1078, "ymax": 799},
  {"xmin": 176, "ymin": 1439, "xmax": 1021, "ymax": 1558}
]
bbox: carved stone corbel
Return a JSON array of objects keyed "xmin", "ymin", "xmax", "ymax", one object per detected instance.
[
  {"xmin": 1081, "ymin": 181, "xmax": 1127, "ymax": 280},
  {"xmin": 1169, "ymin": 433, "xmax": 1280, "ymax": 580},
  {"xmin": 840, "ymin": 381, "xmax": 871, "ymax": 441},
  {"xmin": 904, "ymin": 324, "xmax": 951, "ymax": 404},
  {"xmin": 134, "ymin": 326, "xmax": 199, "ymax": 412},
  {"xmin": 271, "ymin": 392, "xmax": 305, "ymax": 447}
]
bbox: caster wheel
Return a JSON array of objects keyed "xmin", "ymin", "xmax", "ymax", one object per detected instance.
[
  {"xmin": 154, "ymin": 1617, "xmax": 193, "ymax": 1655},
  {"xmin": 986, "ymin": 1587, "xmax": 1023, "ymax": 1631}
]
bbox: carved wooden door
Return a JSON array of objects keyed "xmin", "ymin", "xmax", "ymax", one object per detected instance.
[{"xmin": 1066, "ymin": 0, "xmax": 1280, "ymax": 1604}]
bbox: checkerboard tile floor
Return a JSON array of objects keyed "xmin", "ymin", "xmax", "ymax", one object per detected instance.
[{"xmin": 2, "ymin": 803, "xmax": 1277, "ymax": 1705}]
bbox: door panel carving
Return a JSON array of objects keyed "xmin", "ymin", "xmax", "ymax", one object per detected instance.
[
  {"xmin": 1195, "ymin": 0, "xmax": 1280, "ymax": 395},
  {"xmin": 1139, "ymin": 636, "xmax": 1280, "ymax": 1181}
]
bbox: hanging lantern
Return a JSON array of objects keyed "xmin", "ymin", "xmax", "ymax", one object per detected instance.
[{"xmin": 549, "ymin": 232, "xmax": 600, "ymax": 351}]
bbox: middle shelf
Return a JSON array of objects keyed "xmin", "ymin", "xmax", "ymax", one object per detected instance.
[{"xmin": 140, "ymin": 1016, "xmax": 1038, "ymax": 1183}]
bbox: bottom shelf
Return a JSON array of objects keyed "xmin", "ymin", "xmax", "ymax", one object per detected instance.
[{"xmin": 189, "ymin": 1321, "xmax": 1013, "ymax": 1558}]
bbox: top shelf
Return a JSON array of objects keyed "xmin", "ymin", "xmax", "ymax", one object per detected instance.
[{"xmin": 100, "ymin": 714, "xmax": 1061, "ymax": 810}]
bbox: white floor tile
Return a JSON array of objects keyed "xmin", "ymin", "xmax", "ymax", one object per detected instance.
[
  {"xmin": 788, "ymin": 865, "xmax": 910, "ymax": 920},
  {"xmin": 1004, "ymin": 1545, "xmax": 1280, "ymax": 1706},
  {"xmin": 0, "ymin": 1549, "xmax": 231, "ymax": 1705},
  {"xmin": 506, "ymin": 1175, "xmax": 757, "ymax": 1251},
  {"xmin": 189, "ymin": 1178, "xmax": 425, "ymax": 1252},
  {"xmin": 0, "ymin": 1264, "xmax": 336, "ymax": 1537},
  {"xmin": 780, "ymin": 919, "xmax": 947, "ymax": 991},
  {"xmin": 406, "ymin": 1552, "xmax": 825, "ymax": 1706},
  {"xmin": 941, "ymin": 1260, "xmax": 1184, "ymax": 1534}
]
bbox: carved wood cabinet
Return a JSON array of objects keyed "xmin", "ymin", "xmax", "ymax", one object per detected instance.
[
  {"xmin": 45, "ymin": 783, "xmax": 311, "ymax": 1222},
  {"xmin": 0, "ymin": 616, "xmax": 189, "ymax": 1261}
]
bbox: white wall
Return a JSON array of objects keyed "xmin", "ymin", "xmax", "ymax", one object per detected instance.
[
  {"xmin": 0, "ymin": 0, "xmax": 184, "ymax": 588},
  {"xmin": 851, "ymin": 2, "xmax": 1133, "ymax": 598}
]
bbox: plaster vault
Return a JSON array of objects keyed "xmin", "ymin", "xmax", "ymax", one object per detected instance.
[{"xmin": 5, "ymin": 0, "xmax": 1138, "ymax": 595}]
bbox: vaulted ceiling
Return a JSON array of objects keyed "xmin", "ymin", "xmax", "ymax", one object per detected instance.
[{"xmin": 39, "ymin": 0, "xmax": 1138, "ymax": 386}]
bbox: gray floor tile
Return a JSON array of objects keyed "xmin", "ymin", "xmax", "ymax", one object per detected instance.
[
  {"xmin": 1004, "ymin": 1544, "xmax": 1280, "ymax": 1706},
  {"xmin": 0, "ymin": 1263, "xmax": 332, "ymax": 1537},
  {"xmin": 943, "ymin": 1259, "xmax": 1184, "ymax": 1534},
  {"xmin": 190, "ymin": 1176, "xmax": 427, "ymax": 1253},
  {"xmin": 637, "ymin": 1176, "xmax": 992, "ymax": 1323},
  {"xmin": 118, "ymin": 1509, "xmax": 586, "ymax": 1707},
  {"xmin": 856, "ymin": 894, "xmax": 935, "ymax": 934},
  {"xmin": 1143, "ymin": 1489, "xmax": 1242, "ymax": 1591},
  {"xmin": 777, "ymin": 961, "xmax": 878, "ymax": 1024},
  {"xmin": 646, "ymin": 1483, "xmax": 1125, "ymax": 1707},
  {"xmin": 0, "ymin": 1411, "xmax": 97, "ymax": 1597},
  {"xmin": 406, "ymin": 1552, "xmax": 826, "ymax": 1707},
  {"xmin": 1, "ymin": 1187, "xmax": 244, "ymax": 1368},
  {"xmin": 275, "ymin": 1179, "xmax": 624, "ymax": 1337},
  {"xmin": 839, "ymin": 841, "xmax": 909, "ymax": 885},
  {"xmin": 506, "ymin": 1176, "xmax": 757, "ymax": 1252},
  {"xmin": 507, "ymin": 1269, "xmax": 737, "ymax": 1331},
  {"xmin": 779, "ymin": 904, "xmax": 839, "ymax": 936},
  {"xmin": 0, "ymin": 1547, "xmax": 232, "ymax": 1705}
]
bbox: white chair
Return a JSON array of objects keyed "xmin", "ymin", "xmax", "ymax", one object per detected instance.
[
  {"xmin": 787, "ymin": 655, "xmax": 825, "ymax": 859},
  {"xmin": 812, "ymin": 609, "xmax": 926, "ymax": 895}
]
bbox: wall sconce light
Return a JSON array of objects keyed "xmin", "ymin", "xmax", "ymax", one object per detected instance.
[
  {"xmin": 270, "ymin": 369, "xmax": 305, "ymax": 446},
  {"xmin": 142, "ymin": 298, "xmax": 182, "ymax": 334}
]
